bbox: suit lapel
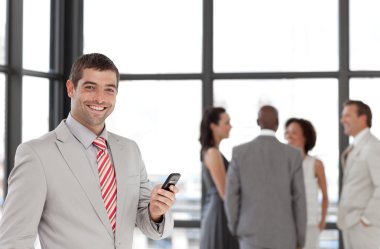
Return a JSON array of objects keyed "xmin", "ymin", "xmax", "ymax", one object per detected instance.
[
  {"xmin": 341, "ymin": 145, "xmax": 353, "ymax": 169},
  {"xmin": 55, "ymin": 121, "xmax": 114, "ymax": 239},
  {"xmin": 108, "ymin": 134, "xmax": 128, "ymax": 239},
  {"xmin": 344, "ymin": 132, "xmax": 371, "ymax": 179}
]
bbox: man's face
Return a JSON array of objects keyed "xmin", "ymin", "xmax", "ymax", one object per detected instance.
[
  {"xmin": 66, "ymin": 68, "xmax": 118, "ymax": 135},
  {"xmin": 340, "ymin": 104, "xmax": 366, "ymax": 137}
]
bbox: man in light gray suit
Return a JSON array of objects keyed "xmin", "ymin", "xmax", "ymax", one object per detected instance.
[
  {"xmin": 338, "ymin": 100, "xmax": 380, "ymax": 249},
  {"xmin": 0, "ymin": 53, "xmax": 178, "ymax": 249},
  {"xmin": 225, "ymin": 105, "xmax": 306, "ymax": 249}
]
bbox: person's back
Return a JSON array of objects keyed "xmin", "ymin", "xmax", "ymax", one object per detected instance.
[{"xmin": 224, "ymin": 105, "xmax": 306, "ymax": 249}]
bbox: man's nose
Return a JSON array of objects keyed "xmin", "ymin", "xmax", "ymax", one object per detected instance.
[{"xmin": 93, "ymin": 89, "xmax": 105, "ymax": 103}]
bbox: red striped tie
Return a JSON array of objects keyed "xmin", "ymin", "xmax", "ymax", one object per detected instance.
[{"xmin": 93, "ymin": 137, "xmax": 117, "ymax": 233}]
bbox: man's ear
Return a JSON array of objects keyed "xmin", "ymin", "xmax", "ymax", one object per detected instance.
[
  {"xmin": 66, "ymin": 80, "xmax": 75, "ymax": 98},
  {"xmin": 359, "ymin": 114, "xmax": 368, "ymax": 127}
]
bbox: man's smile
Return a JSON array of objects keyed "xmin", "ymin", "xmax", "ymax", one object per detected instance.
[{"xmin": 88, "ymin": 105, "xmax": 106, "ymax": 111}]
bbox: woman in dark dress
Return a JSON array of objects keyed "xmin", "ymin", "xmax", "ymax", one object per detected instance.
[{"xmin": 199, "ymin": 107, "xmax": 239, "ymax": 249}]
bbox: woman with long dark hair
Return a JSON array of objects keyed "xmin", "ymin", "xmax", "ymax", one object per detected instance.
[{"xmin": 199, "ymin": 107, "xmax": 239, "ymax": 249}]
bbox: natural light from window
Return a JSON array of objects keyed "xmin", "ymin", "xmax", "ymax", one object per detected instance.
[
  {"xmin": 83, "ymin": 0, "xmax": 202, "ymax": 74},
  {"xmin": 214, "ymin": 79, "xmax": 340, "ymax": 224}
]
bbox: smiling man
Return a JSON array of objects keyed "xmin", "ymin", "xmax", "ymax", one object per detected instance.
[
  {"xmin": 338, "ymin": 100, "xmax": 380, "ymax": 249},
  {"xmin": 0, "ymin": 53, "xmax": 177, "ymax": 249}
]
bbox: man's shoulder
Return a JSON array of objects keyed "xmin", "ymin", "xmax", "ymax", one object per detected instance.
[
  {"xmin": 233, "ymin": 136, "xmax": 279, "ymax": 149},
  {"xmin": 233, "ymin": 139, "xmax": 255, "ymax": 151},
  {"xmin": 15, "ymin": 130, "xmax": 58, "ymax": 159},
  {"xmin": 283, "ymin": 142, "xmax": 302, "ymax": 153},
  {"xmin": 368, "ymin": 132, "xmax": 380, "ymax": 144},
  {"xmin": 360, "ymin": 132, "xmax": 380, "ymax": 154}
]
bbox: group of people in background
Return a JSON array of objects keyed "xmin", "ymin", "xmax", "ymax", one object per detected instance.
[{"xmin": 199, "ymin": 100, "xmax": 380, "ymax": 249}]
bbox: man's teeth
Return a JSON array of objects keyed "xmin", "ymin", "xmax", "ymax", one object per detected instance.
[{"xmin": 89, "ymin": 105, "xmax": 105, "ymax": 111}]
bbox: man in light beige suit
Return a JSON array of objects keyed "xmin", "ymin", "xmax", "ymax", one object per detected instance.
[
  {"xmin": 0, "ymin": 53, "xmax": 178, "ymax": 249},
  {"xmin": 338, "ymin": 100, "xmax": 380, "ymax": 249}
]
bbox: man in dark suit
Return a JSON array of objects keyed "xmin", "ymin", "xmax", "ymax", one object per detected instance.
[
  {"xmin": 0, "ymin": 53, "xmax": 178, "ymax": 249},
  {"xmin": 225, "ymin": 105, "xmax": 306, "ymax": 249}
]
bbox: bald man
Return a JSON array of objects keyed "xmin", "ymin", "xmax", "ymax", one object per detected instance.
[{"xmin": 225, "ymin": 105, "xmax": 307, "ymax": 249}]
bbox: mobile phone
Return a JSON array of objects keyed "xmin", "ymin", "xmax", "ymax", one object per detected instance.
[{"xmin": 161, "ymin": 173, "xmax": 181, "ymax": 191}]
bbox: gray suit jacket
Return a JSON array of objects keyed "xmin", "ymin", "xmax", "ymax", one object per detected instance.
[
  {"xmin": 337, "ymin": 131, "xmax": 380, "ymax": 230},
  {"xmin": 225, "ymin": 135, "xmax": 306, "ymax": 249},
  {"xmin": 0, "ymin": 121, "xmax": 173, "ymax": 249}
]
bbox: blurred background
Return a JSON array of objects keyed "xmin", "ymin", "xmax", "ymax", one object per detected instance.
[{"xmin": 1, "ymin": 0, "xmax": 380, "ymax": 248}]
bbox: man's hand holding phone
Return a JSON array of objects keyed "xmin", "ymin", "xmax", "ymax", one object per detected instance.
[{"xmin": 149, "ymin": 173, "xmax": 180, "ymax": 222}]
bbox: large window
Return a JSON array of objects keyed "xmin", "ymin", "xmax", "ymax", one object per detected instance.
[
  {"xmin": 83, "ymin": 0, "xmax": 202, "ymax": 74},
  {"xmin": 0, "ymin": 74, "xmax": 5, "ymax": 205},
  {"xmin": 214, "ymin": 0, "xmax": 338, "ymax": 72},
  {"xmin": 23, "ymin": 0, "xmax": 51, "ymax": 72},
  {"xmin": 350, "ymin": 0, "xmax": 380, "ymax": 70},
  {"xmin": 22, "ymin": 77, "xmax": 49, "ymax": 142},
  {"xmin": 4, "ymin": 1, "xmax": 380, "ymax": 248},
  {"xmin": 107, "ymin": 80, "xmax": 202, "ymax": 221}
]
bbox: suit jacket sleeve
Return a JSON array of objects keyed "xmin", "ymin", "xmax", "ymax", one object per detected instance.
[
  {"xmin": 134, "ymin": 144, "xmax": 174, "ymax": 239},
  {"xmin": 363, "ymin": 144, "xmax": 380, "ymax": 226},
  {"xmin": 0, "ymin": 143, "xmax": 47, "ymax": 248},
  {"xmin": 291, "ymin": 151, "xmax": 307, "ymax": 248},
  {"xmin": 224, "ymin": 147, "xmax": 241, "ymax": 236}
]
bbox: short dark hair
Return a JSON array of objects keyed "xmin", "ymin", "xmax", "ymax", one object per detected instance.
[
  {"xmin": 343, "ymin": 100, "xmax": 372, "ymax": 127},
  {"xmin": 69, "ymin": 53, "xmax": 120, "ymax": 88},
  {"xmin": 285, "ymin": 118, "xmax": 316, "ymax": 153},
  {"xmin": 199, "ymin": 107, "xmax": 226, "ymax": 158}
]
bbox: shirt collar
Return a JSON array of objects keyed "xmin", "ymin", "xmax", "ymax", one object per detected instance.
[
  {"xmin": 260, "ymin": 129, "xmax": 276, "ymax": 136},
  {"xmin": 353, "ymin": 127, "xmax": 370, "ymax": 146},
  {"xmin": 65, "ymin": 113, "xmax": 109, "ymax": 149}
]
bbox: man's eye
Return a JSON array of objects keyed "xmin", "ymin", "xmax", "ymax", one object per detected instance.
[{"xmin": 85, "ymin": 85, "xmax": 95, "ymax": 90}]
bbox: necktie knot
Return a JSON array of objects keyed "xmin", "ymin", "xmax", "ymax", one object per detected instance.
[
  {"xmin": 342, "ymin": 144, "xmax": 354, "ymax": 167},
  {"xmin": 344, "ymin": 145, "xmax": 354, "ymax": 159},
  {"xmin": 93, "ymin": 137, "xmax": 107, "ymax": 151}
]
